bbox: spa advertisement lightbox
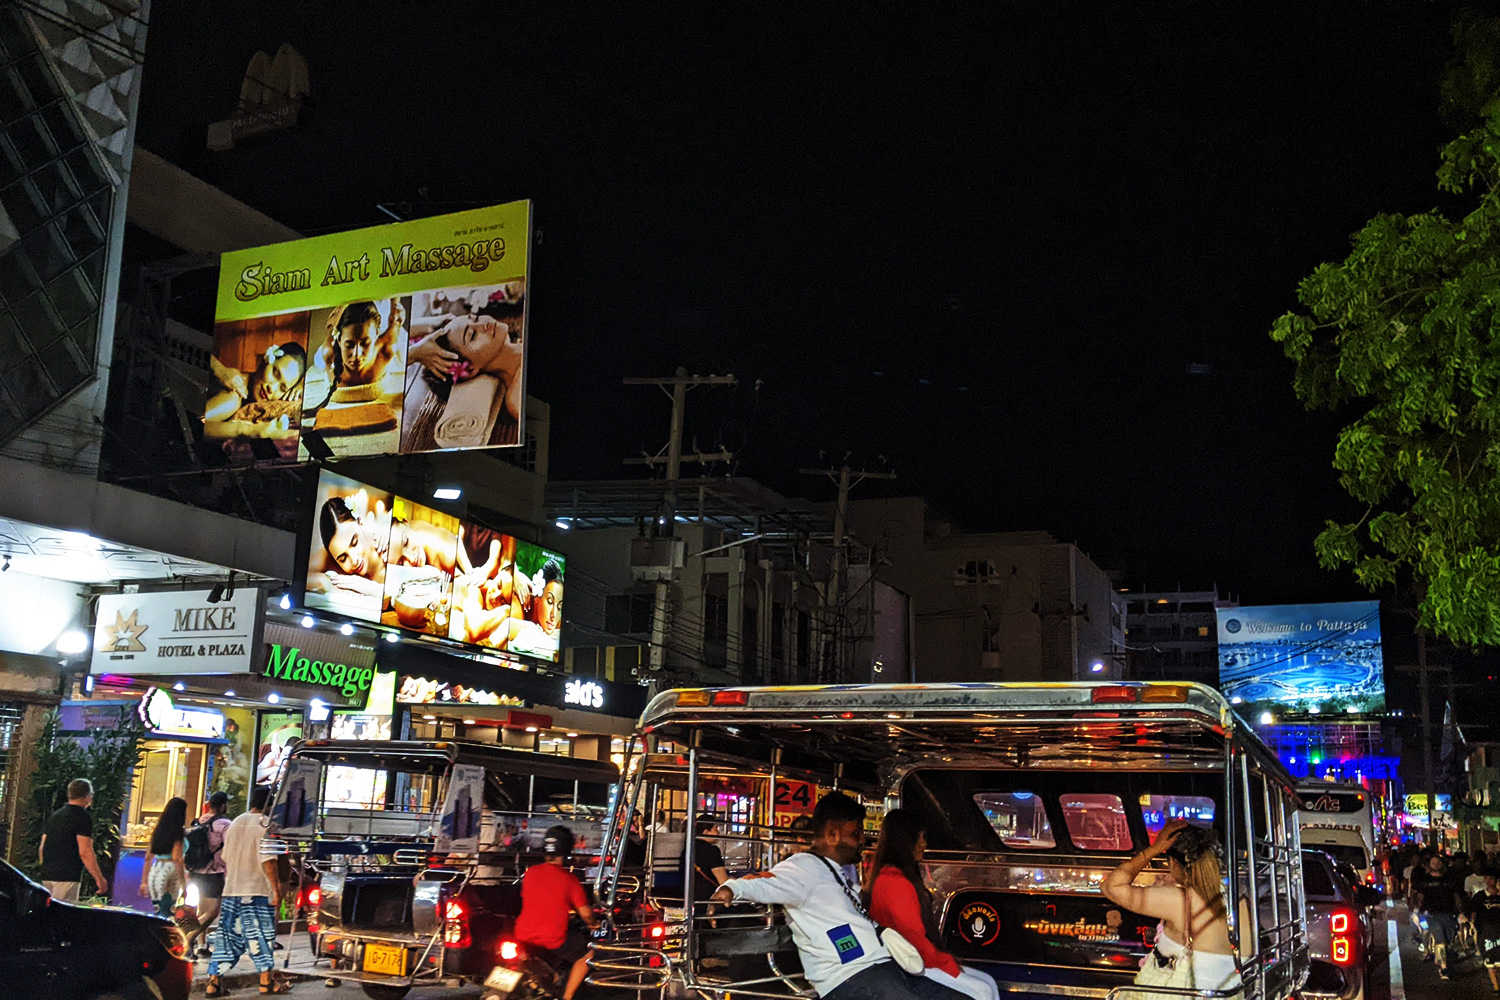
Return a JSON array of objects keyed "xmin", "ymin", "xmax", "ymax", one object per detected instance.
[{"xmin": 207, "ymin": 200, "xmax": 531, "ymax": 462}]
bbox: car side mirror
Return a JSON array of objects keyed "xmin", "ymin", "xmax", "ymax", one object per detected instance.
[{"xmin": 1355, "ymin": 886, "xmax": 1382, "ymax": 908}]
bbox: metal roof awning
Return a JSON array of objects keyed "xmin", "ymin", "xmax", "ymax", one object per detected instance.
[{"xmin": 545, "ymin": 478, "xmax": 834, "ymax": 537}]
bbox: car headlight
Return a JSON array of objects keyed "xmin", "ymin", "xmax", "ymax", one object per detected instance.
[{"xmin": 153, "ymin": 923, "xmax": 189, "ymax": 959}]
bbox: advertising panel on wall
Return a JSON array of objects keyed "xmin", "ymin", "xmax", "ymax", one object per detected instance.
[
  {"xmin": 302, "ymin": 467, "xmax": 566, "ymax": 662},
  {"xmin": 1216, "ymin": 600, "xmax": 1385, "ymax": 718},
  {"xmin": 91, "ymin": 588, "xmax": 262, "ymax": 675},
  {"xmin": 258, "ymin": 622, "xmax": 378, "ymax": 706},
  {"xmin": 206, "ymin": 201, "xmax": 531, "ymax": 462}
]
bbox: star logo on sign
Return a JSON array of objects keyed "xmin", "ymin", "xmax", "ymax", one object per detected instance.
[{"xmin": 102, "ymin": 609, "xmax": 148, "ymax": 653}]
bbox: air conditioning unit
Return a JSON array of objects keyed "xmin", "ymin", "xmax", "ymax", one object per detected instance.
[{"xmin": 630, "ymin": 537, "xmax": 685, "ymax": 582}]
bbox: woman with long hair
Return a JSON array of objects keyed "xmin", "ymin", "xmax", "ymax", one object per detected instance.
[
  {"xmin": 865, "ymin": 809, "xmax": 1000, "ymax": 1000},
  {"xmin": 141, "ymin": 796, "xmax": 190, "ymax": 919},
  {"xmin": 1102, "ymin": 819, "xmax": 1243, "ymax": 993}
]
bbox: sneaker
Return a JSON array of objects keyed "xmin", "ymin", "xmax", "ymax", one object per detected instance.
[{"xmin": 1440, "ymin": 969, "xmax": 1451, "ymax": 980}]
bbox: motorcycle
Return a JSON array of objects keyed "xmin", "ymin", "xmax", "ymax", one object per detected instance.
[{"xmin": 483, "ymin": 937, "xmax": 572, "ymax": 999}]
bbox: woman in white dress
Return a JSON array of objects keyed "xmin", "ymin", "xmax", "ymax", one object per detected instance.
[{"xmin": 1103, "ymin": 819, "xmax": 1244, "ymax": 993}]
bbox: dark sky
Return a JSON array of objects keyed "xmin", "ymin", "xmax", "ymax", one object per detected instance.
[{"xmin": 133, "ymin": 2, "xmax": 1456, "ymax": 605}]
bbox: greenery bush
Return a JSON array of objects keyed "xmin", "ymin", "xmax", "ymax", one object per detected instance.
[{"xmin": 18, "ymin": 710, "xmax": 148, "ymax": 900}]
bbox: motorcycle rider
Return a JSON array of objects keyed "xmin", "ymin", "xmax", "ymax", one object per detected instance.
[{"xmin": 513, "ymin": 825, "xmax": 598, "ymax": 999}]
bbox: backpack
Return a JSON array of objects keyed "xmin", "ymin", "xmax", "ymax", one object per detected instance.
[{"xmin": 184, "ymin": 818, "xmax": 218, "ymax": 871}]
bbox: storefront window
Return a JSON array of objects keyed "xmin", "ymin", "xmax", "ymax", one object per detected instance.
[
  {"xmin": 256, "ymin": 711, "xmax": 304, "ymax": 785},
  {"xmin": 125, "ymin": 741, "xmax": 207, "ymax": 847}
]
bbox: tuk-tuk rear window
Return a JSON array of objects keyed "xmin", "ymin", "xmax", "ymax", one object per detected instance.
[
  {"xmin": 1139, "ymin": 794, "xmax": 1216, "ymax": 837},
  {"xmin": 974, "ymin": 792, "xmax": 1055, "ymax": 848},
  {"xmin": 1060, "ymin": 794, "xmax": 1131, "ymax": 851}
]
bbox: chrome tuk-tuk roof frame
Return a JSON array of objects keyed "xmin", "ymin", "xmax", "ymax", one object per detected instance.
[{"xmin": 592, "ymin": 682, "xmax": 1307, "ymax": 1000}]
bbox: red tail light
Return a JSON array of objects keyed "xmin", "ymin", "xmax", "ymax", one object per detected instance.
[
  {"xmin": 444, "ymin": 899, "xmax": 471, "ymax": 949},
  {"xmin": 306, "ymin": 885, "xmax": 322, "ymax": 908},
  {"xmin": 499, "ymin": 939, "xmax": 521, "ymax": 962},
  {"xmin": 648, "ymin": 922, "xmax": 666, "ymax": 939},
  {"xmin": 1330, "ymin": 908, "xmax": 1356, "ymax": 966}
]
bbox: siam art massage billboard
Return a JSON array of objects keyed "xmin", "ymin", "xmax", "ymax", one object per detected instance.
[
  {"xmin": 1216, "ymin": 600, "xmax": 1385, "ymax": 719},
  {"xmin": 301, "ymin": 469, "xmax": 565, "ymax": 663},
  {"xmin": 206, "ymin": 201, "xmax": 531, "ymax": 462}
]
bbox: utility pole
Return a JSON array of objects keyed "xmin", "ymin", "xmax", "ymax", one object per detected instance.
[
  {"xmin": 1396, "ymin": 633, "xmax": 1449, "ymax": 843},
  {"xmin": 623, "ymin": 368, "xmax": 737, "ymax": 675},
  {"xmin": 799, "ymin": 460, "xmax": 896, "ymax": 682}
]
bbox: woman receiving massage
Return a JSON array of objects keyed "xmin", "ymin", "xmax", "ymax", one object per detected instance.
[
  {"xmin": 308, "ymin": 491, "xmax": 470, "ymax": 604},
  {"xmin": 404, "ymin": 283, "xmax": 525, "ymax": 448}
]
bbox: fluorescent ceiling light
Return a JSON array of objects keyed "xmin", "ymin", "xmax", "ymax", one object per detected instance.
[{"xmin": 433, "ymin": 487, "xmax": 462, "ymax": 501}]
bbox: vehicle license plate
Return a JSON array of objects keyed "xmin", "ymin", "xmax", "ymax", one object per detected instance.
[
  {"xmin": 362, "ymin": 942, "xmax": 407, "ymax": 976},
  {"xmin": 484, "ymin": 966, "xmax": 524, "ymax": 992}
]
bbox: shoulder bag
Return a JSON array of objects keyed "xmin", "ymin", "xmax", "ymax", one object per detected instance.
[
  {"xmin": 1134, "ymin": 889, "xmax": 1196, "ymax": 999},
  {"xmin": 812, "ymin": 855, "xmax": 925, "ymax": 974}
]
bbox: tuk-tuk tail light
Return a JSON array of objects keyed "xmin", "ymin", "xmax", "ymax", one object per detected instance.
[
  {"xmin": 1091, "ymin": 686, "xmax": 1139, "ymax": 704},
  {"xmin": 712, "ymin": 690, "xmax": 748, "ymax": 706},
  {"xmin": 676, "ymin": 691, "xmax": 712, "ymax": 707},
  {"xmin": 1140, "ymin": 685, "xmax": 1189, "ymax": 703},
  {"xmin": 648, "ymin": 922, "xmax": 667, "ymax": 939}
]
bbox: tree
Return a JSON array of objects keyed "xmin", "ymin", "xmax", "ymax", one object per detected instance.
[
  {"xmin": 1270, "ymin": 17, "xmax": 1500, "ymax": 648},
  {"xmin": 19, "ymin": 711, "xmax": 147, "ymax": 899}
]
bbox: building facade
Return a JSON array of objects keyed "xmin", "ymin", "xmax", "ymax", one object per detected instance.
[
  {"xmin": 843, "ymin": 497, "xmax": 1124, "ymax": 683},
  {"xmin": 1122, "ymin": 588, "xmax": 1238, "ymax": 685}
]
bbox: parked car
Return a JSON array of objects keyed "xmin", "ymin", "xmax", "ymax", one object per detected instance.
[
  {"xmin": 0, "ymin": 857, "xmax": 191, "ymax": 999},
  {"xmin": 1299, "ymin": 849, "xmax": 1379, "ymax": 1000}
]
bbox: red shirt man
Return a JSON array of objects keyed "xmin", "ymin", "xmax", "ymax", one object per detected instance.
[{"xmin": 512, "ymin": 826, "xmax": 597, "ymax": 1000}]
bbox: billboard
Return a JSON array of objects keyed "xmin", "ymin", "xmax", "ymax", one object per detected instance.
[
  {"xmin": 303, "ymin": 468, "xmax": 565, "ymax": 662},
  {"xmin": 206, "ymin": 201, "xmax": 531, "ymax": 462},
  {"xmin": 1216, "ymin": 601, "xmax": 1384, "ymax": 718}
]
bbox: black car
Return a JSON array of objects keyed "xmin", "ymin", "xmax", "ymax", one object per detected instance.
[{"xmin": 0, "ymin": 858, "xmax": 192, "ymax": 1000}]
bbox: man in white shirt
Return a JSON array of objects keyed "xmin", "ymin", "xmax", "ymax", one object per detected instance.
[
  {"xmin": 206, "ymin": 785, "xmax": 286, "ymax": 996},
  {"xmin": 711, "ymin": 792, "xmax": 962, "ymax": 999}
]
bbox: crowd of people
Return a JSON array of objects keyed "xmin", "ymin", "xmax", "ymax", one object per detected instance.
[{"xmin": 1389, "ymin": 843, "xmax": 1500, "ymax": 986}]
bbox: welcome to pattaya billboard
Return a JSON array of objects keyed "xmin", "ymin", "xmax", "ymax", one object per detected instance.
[{"xmin": 206, "ymin": 200, "xmax": 531, "ymax": 462}]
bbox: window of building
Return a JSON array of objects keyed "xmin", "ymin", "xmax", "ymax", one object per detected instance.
[
  {"xmin": 705, "ymin": 592, "xmax": 729, "ymax": 643},
  {"xmin": 742, "ymin": 605, "xmax": 758, "ymax": 674},
  {"xmin": 1060, "ymin": 793, "xmax": 1132, "ymax": 850},
  {"xmin": 604, "ymin": 593, "xmax": 655, "ymax": 635},
  {"xmin": 571, "ymin": 646, "xmax": 600, "ymax": 677},
  {"xmin": 954, "ymin": 559, "xmax": 998, "ymax": 585},
  {"xmin": 1197, "ymin": 626, "xmax": 1210, "ymax": 637},
  {"xmin": 973, "ymin": 791, "xmax": 1055, "ymax": 848},
  {"xmin": 796, "ymin": 610, "xmax": 810, "ymax": 672},
  {"xmin": 771, "ymin": 601, "xmax": 786, "ymax": 659}
]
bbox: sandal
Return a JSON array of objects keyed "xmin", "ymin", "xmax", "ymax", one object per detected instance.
[
  {"xmin": 259, "ymin": 972, "xmax": 291, "ymax": 994},
  {"xmin": 205, "ymin": 975, "xmax": 229, "ymax": 997}
]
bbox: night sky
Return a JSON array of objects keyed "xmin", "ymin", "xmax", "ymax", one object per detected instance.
[{"xmin": 133, "ymin": 2, "xmax": 1456, "ymax": 605}]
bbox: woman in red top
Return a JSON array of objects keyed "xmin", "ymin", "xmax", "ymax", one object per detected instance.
[{"xmin": 866, "ymin": 810, "xmax": 1000, "ymax": 1000}]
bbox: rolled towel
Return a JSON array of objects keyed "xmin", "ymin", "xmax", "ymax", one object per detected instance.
[{"xmin": 435, "ymin": 374, "xmax": 500, "ymax": 449}]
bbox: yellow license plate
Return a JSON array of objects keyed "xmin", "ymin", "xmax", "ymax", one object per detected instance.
[{"xmin": 362, "ymin": 942, "xmax": 407, "ymax": 977}]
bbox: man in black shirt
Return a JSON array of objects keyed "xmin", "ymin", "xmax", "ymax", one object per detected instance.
[
  {"xmin": 38, "ymin": 778, "xmax": 108, "ymax": 902},
  {"xmin": 1415, "ymin": 853, "xmax": 1467, "ymax": 980},
  {"xmin": 1472, "ymin": 869, "xmax": 1500, "ymax": 993},
  {"xmin": 682, "ymin": 812, "xmax": 730, "ymax": 904}
]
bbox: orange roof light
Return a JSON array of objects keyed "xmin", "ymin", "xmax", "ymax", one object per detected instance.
[
  {"xmin": 1140, "ymin": 685, "xmax": 1189, "ymax": 703},
  {"xmin": 676, "ymin": 691, "xmax": 712, "ymax": 707}
]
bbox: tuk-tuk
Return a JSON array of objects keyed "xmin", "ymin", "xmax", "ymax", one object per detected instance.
[
  {"xmin": 263, "ymin": 739, "xmax": 618, "ymax": 999},
  {"xmin": 590, "ymin": 682, "xmax": 1309, "ymax": 1000}
]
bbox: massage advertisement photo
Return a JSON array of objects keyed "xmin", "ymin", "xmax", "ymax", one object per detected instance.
[
  {"xmin": 304, "ymin": 468, "xmax": 566, "ymax": 662},
  {"xmin": 206, "ymin": 200, "xmax": 531, "ymax": 460}
]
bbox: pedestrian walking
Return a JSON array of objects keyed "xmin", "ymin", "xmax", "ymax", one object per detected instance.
[
  {"xmin": 206, "ymin": 786, "xmax": 289, "ymax": 996},
  {"xmin": 185, "ymin": 791, "xmax": 233, "ymax": 958},
  {"xmin": 139, "ymin": 796, "xmax": 188, "ymax": 919},
  {"xmin": 1471, "ymin": 869, "xmax": 1500, "ymax": 994},
  {"xmin": 38, "ymin": 777, "xmax": 108, "ymax": 902}
]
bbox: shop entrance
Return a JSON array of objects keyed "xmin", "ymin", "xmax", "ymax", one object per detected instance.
[{"xmin": 124, "ymin": 741, "xmax": 208, "ymax": 847}]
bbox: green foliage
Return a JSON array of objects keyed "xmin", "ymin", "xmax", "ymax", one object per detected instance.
[
  {"xmin": 1271, "ymin": 19, "xmax": 1500, "ymax": 647},
  {"xmin": 19, "ymin": 710, "xmax": 148, "ymax": 899}
]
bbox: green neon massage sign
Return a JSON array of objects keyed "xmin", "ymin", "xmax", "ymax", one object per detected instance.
[{"xmin": 262, "ymin": 643, "xmax": 374, "ymax": 701}]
